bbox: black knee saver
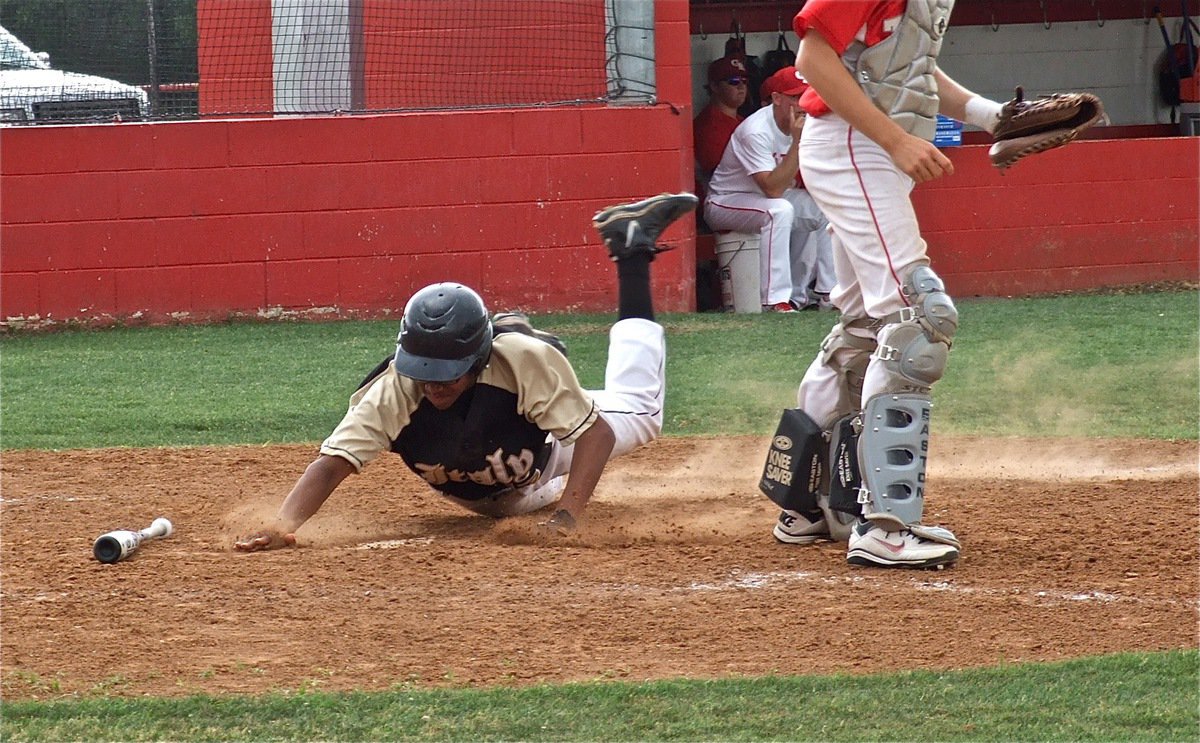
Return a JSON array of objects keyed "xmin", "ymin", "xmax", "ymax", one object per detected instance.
[
  {"xmin": 759, "ymin": 409, "xmax": 826, "ymax": 513},
  {"xmin": 827, "ymin": 414, "xmax": 864, "ymax": 517}
]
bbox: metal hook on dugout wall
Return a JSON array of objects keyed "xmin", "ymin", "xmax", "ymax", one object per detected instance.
[
  {"xmin": 1039, "ymin": 0, "xmax": 1050, "ymax": 29},
  {"xmin": 1091, "ymin": 0, "xmax": 1104, "ymax": 27},
  {"xmin": 699, "ymin": 22, "xmax": 706, "ymax": 40},
  {"xmin": 988, "ymin": 0, "xmax": 999, "ymax": 31}
]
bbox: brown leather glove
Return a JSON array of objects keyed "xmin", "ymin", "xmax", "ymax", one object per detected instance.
[{"xmin": 989, "ymin": 87, "xmax": 1105, "ymax": 170}]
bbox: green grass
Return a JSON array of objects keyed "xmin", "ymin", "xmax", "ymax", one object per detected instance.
[
  {"xmin": 3, "ymin": 651, "xmax": 1196, "ymax": 742},
  {"xmin": 2, "ymin": 290, "xmax": 1196, "ymax": 449}
]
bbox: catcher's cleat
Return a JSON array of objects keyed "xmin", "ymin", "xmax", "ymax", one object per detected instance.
[
  {"xmin": 772, "ymin": 509, "xmax": 832, "ymax": 545},
  {"xmin": 492, "ymin": 312, "xmax": 568, "ymax": 357},
  {"xmin": 846, "ymin": 521, "xmax": 959, "ymax": 570},
  {"xmin": 592, "ymin": 192, "xmax": 698, "ymax": 261}
]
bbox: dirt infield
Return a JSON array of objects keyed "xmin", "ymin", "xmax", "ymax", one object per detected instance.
[{"xmin": 2, "ymin": 436, "xmax": 1196, "ymax": 700}]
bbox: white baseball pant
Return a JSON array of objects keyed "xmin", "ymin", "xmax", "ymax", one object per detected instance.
[
  {"xmin": 442, "ymin": 318, "xmax": 665, "ymax": 516},
  {"xmin": 795, "ymin": 113, "xmax": 935, "ymax": 427},
  {"xmin": 704, "ymin": 189, "xmax": 834, "ymax": 306}
]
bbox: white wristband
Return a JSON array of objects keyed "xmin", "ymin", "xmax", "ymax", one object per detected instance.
[{"xmin": 964, "ymin": 96, "xmax": 1003, "ymax": 134}]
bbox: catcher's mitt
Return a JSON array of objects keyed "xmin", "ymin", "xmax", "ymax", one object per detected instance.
[{"xmin": 988, "ymin": 87, "xmax": 1105, "ymax": 170}]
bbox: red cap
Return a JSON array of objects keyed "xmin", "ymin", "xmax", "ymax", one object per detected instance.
[
  {"xmin": 759, "ymin": 75, "xmax": 779, "ymax": 102},
  {"xmin": 763, "ymin": 66, "xmax": 809, "ymax": 98},
  {"xmin": 707, "ymin": 55, "xmax": 749, "ymax": 83}
]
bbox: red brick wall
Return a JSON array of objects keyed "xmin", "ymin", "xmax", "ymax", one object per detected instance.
[
  {"xmin": 695, "ymin": 136, "xmax": 1198, "ymax": 299},
  {"xmin": 0, "ymin": 104, "xmax": 697, "ymax": 324},
  {"xmin": 361, "ymin": 0, "xmax": 607, "ymax": 109},
  {"xmin": 197, "ymin": 0, "xmax": 273, "ymax": 114},
  {"xmin": 916, "ymin": 137, "xmax": 1199, "ymax": 296},
  {"xmin": 7, "ymin": 124, "xmax": 1194, "ymax": 327},
  {"xmin": 196, "ymin": 0, "xmax": 609, "ymax": 114}
]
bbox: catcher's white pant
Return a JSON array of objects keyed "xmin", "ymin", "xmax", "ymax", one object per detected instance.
[
  {"xmin": 703, "ymin": 188, "xmax": 834, "ymax": 306},
  {"xmin": 795, "ymin": 113, "xmax": 933, "ymax": 427},
  {"xmin": 442, "ymin": 318, "xmax": 665, "ymax": 517}
]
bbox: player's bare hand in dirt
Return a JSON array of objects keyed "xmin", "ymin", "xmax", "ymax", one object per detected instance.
[
  {"xmin": 888, "ymin": 133, "xmax": 953, "ymax": 184},
  {"xmin": 536, "ymin": 509, "xmax": 578, "ymax": 537},
  {"xmin": 234, "ymin": 529, "xmax": 296, "ymax": 552}
]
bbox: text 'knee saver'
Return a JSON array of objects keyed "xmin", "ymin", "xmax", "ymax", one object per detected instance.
[
  {"xmin": 857, "ymin": 392, "xmax": 930, "ymax": 531},
  {"xmin": 760, "ymin": 408, "xmax": 826, "ymax": 515}
]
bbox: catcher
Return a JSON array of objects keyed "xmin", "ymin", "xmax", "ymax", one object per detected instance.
[
  {"xmin": 235, "ymin": 192, "xmax": 698, "ymax": 551},
  {"xmin": 758, "ymin": 0, "xmax": 1103, "ymax": 569}
]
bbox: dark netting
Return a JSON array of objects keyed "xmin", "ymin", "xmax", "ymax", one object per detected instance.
[{"xmin": 0, "ymin": 0, "xmax": 654, "ymax": 124}]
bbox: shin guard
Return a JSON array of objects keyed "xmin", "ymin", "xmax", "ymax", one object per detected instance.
[{"xmin": 857, "ymin": 392, "xmax": 931, "ymax": 531}]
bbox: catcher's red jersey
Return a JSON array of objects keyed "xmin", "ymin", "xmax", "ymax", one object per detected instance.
[{"xmin": 793, "ymin": 0, "xmax": 908, "ymax": 118}]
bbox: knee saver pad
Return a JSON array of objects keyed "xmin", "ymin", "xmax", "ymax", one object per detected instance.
[
  {"xmin": 760, "ymin": 408, "xmax": 826, "ymax": 514},
  {"xmin": 857, "ymin": 392, "xmax": 930, "ymax": 531},
  {"xmin": 817, "ymin": 414, "xmax": 862, "ymax": 542}
]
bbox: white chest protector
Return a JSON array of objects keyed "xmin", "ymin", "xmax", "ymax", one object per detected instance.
[{"xmin": 843, "ymin": 0, "xmax": 956, "ymax": 141}]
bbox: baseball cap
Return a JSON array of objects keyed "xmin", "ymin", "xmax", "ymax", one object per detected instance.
[
  {"xmin": 707, "ymin": 55, "xmax": 749, "ymax": 83},
  {"xmin": 763, "ymin": 66, "xmax": 809, "ymax": 98},
  {"xmin": 760, "ymin": 74, "xmax": 780, "ymax": 102}
]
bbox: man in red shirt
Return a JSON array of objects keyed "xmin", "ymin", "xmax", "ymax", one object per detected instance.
[
  {"xmin": 693, "ymin": 55, "xmax": 750, "ymax": 193},
  {"xmin": 765, "ymin": 0, "xmax": 1006, "ymax": 568}
]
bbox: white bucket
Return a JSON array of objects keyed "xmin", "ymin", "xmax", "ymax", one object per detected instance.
[{"xmin": 714, "ymin": 231, "xmax": 761, "ymax": 313}]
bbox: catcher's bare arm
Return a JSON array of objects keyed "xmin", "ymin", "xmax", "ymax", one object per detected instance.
[
  {"xmin": 934, "ymin": 69, "xmax": 986, "ymax": 126},
  {"xmin": 797, "ymin": 27, "xmax": 953, "ymax": 183},
  {"xmin": 235, "ymin": 454, "xmax": 354, "ymax": 551}
]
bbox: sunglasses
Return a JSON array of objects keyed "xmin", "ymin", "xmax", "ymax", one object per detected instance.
[{"xmin": 722, "ymin": 77, "xmax": 748, "ymax": 86}]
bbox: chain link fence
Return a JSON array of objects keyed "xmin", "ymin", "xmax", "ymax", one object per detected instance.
[{"xmin": 0, "ymin": 0, "xmax": 656, "ymax": 125}]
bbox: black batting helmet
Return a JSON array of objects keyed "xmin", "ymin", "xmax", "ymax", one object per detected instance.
[{"xmin": 393, "ymin": 283, "xmax": 493, "ymax": 382}]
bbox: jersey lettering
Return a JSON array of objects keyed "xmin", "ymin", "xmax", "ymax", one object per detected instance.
[
  {"xmin": 413, "ymin": 447, "xmax": 541, "ymax": 489},
  {"xmin": 394, "ymin": 383, "xmax": 552, "ymax": 501}
]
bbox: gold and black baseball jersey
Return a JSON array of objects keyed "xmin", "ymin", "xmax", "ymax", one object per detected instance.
[{"xmin": 320, "ymin": 333, "xmax": 597, "ymax": 501}]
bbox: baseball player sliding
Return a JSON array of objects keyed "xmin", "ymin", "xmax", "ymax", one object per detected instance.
[
  {"xmin": 236, "ymin": 193, "xmax": 697, "ymax": 551},
  {"xmin": 760, "ymin": 0, "xmax": 1101, "ymax": 568}
]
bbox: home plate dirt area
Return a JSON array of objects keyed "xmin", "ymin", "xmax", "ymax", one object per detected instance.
[{"xmin": 1, "ymin": 436, "xmax": 1196, "ymax": 699}]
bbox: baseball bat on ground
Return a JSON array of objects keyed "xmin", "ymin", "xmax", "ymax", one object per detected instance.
[{"xmin": 92, "ymin": 517, "xmax": 174, "ymax": 564}]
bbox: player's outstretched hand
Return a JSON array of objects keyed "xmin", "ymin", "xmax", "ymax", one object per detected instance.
[
  {"xmin": 536, "ymin": 509, "xmax": 577, "ymax": 537},
  {"xmin": 888, "ymin": 132, "xmax": 953, "ymax": 184},
  {"xmin": 234, "ymin": 529, "xmax": 297, "ymax": 552}
]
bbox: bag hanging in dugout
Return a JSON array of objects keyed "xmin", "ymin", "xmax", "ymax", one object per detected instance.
[
  {"xmin": 761, "ymin": 32, "xmax": 795, "ymax": 79},
  {"xmin": 759, "ymin": 408, "xmax": 825, "ymax": 512}
]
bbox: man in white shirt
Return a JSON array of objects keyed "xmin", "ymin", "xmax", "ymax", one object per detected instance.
[{"xmin": 704, "ymin": 66, "xmax": 834, "ymax": 312}]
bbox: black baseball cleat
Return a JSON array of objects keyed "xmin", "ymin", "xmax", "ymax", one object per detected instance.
[
  {"xmin": 491, "ymin": 312, "xmax": 568, "ymax": 357},
  {"xmin": 592, "ymin": 192, "xmax": 698, "ymax": 261}
]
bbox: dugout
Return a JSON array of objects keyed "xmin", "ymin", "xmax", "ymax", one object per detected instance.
[{"xmin": 1, "ymin": 0, "xmax": 1197, "ymax": 328}]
